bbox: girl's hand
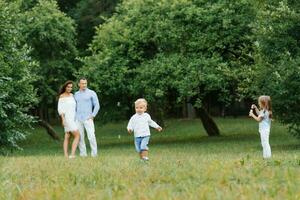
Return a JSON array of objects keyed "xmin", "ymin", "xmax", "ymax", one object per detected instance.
[
  {"xmin": 249, "ymin": 110, "xmax": 253, "ymax": 117},
  {"xmin": 156, "ymin": 127, "xmax": 162, "ymax": 132},
  {"xmin": 251, "ymin": 104, "xmax": 257, "ymax": 110}
]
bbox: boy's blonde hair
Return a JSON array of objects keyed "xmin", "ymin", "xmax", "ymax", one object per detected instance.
[{"xmin": 135, "ymin": 98, "xmax": 148, "ymax": 107}]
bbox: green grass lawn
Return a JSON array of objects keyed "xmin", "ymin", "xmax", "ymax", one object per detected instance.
[{"xmin": 1, "ymin": 118, "xmax": 299, "ymax": 199}]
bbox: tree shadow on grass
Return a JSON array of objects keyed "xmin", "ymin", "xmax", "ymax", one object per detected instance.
[
  {"xmin": 102, "ymin": 133, "xmax": 299, "ymax": 153},
  {"xmin": 6, "ymin": 131, "xmax": 298, "ymax": 157},
  {"xmin": 101, "ymin": 133, "xmax": 259, "ymax": 149},
  {"xmin": 271, "ymin": 144, "xmax": 300, "ymax": 151}
]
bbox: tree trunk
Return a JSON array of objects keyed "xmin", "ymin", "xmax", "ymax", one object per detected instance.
[
  {"xmin": 182, "ymin": 99, "xmax": 187, "ymax": 118},
  {"xmin": 38, "ymin": 119, "xmax": 60, "ymax": 141},
  {"xmin": 198, "ymin": 107, "xmax": 220, "ymax": 136},
  {"xmin": 35, "ymin": 104, "xmax": 60, "ymax": 141},
  {"xmin": 187, "ymin": 103, "xmax": 196, "ymax": 119}
]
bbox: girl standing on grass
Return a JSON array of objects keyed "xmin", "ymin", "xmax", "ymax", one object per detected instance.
[{"xmin": 249, "ymin": 95, "xmax": 272, "ymax": 159}]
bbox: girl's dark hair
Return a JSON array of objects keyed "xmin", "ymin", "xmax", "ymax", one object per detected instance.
[{"xmin": 58, "ymin": 80, "xmax": 73, "ymax": 97}]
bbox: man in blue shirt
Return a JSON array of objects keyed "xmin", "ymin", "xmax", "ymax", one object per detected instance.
[{"xmin": 74, "ymin": 78, "xmax": 100, "ymax": 157}]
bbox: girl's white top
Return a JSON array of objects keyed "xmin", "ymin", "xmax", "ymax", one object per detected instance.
[
  {"xmin": 258, "ymin": 109, "xmax": 271, "ymax": 132},
  {"xmin": 58, "ymin": 96, "xmax": 78, "ymax": 132},
  {"xmin": 127, "ymin": 113, "xmax": 161, "ymax": 137}
]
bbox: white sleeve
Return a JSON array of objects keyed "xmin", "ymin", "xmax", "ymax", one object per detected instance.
[
  {"xmin": 127, "ymin": 116, "xmax": 134, "ymax": 130},
  {"xmin": 147, "ymin": 114, "xmax": 160, "ymax": 129},
  {"xmin": 57, "ymin": 99, "xmax": 65, "ymax": 116}
]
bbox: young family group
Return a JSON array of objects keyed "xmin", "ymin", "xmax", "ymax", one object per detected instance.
[
  {"xmin": 58, "ymin": 78, "xmax": 272, "ymax": 161},
  {"xmin": 57, "ymin": 78, "xmax": 162, "ymax": 161}
]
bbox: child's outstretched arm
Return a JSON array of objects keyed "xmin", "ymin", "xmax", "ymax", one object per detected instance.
[
  {"xmin": 251, "ymin": 104, "xmax": 259, "ymax": 115},
  {"xmin": 147, "ymin": 115, "xmax": 162, "ymax": 132},
  {"xmin": 249, "ymin": 110, "xmax": 263, "ymax": 122},
  {"xmin": 127, "ymin": 117, "xmax": 133, "ymax": 134}
]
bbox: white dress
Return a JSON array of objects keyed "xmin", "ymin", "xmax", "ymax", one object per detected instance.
[{"xmin": 58, "ymin": 96, "xmax": 78, "ymax": 132}]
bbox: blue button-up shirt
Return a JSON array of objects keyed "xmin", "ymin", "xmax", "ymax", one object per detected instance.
[{"xmin": 74, "ymin": 88, "xmax": 100, "ymax": 121}]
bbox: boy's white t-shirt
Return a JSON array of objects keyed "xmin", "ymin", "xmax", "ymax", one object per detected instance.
[
  {"xmin": 127, "ymin": 113, "xmax": 161, "ymax": 137},
  {"xmin": 258, "ymin": 109, "xmax": 271, "ymax": 132}
]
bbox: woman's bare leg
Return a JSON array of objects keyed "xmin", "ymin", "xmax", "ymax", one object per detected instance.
[
  {"xmin": 64, "ymin": 132, "xmax": 70, "ymax": 158},
  {"xmin": 70, "ymin": 130, "xmax": 80, "ymax": 157}
]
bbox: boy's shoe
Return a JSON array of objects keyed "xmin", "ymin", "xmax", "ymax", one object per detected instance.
[{"xmin": 142, "ymin": 156, "xmax": 149, "ymax": 161}]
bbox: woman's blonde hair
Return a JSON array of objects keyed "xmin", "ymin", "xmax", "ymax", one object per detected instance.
[{"xmin": 258, "ymin": 95, "xmax": 272, "ymax": 118}]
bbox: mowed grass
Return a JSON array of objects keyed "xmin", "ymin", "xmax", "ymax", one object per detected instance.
[{"xmin": 0, "ymin": 118, "xmax": 300, "ymax": 200}]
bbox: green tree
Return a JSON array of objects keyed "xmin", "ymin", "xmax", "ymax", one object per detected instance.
[
  {"xmin": 81, "ymin": 0, "xmax": 256, "ymax": 136},
  {"xmin": 69, "ymin": 0, "xmax": 120, "ymax": 52},
  {"xmin": 56, "ymin": 0, "xmax": 81, "ymax": 13},
  {"xmin": 21, "ymin": 0, "xmax": 78, "ymax": 123},
  {"xmin": 0, "ymin": 1, "xmax": 37, "ymax": 153},
  {"xmin": 245, "ymin": 1, "xmax": 300, "ymax": 137}
]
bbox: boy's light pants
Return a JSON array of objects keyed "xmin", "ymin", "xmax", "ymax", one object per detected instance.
[
  {"xmin": 259, "ymin": 130, "xmax": 271, "ymax": 158},
  {"xmin": 77, "ymin": 119, "xmax": 98, "ymax": 157}
]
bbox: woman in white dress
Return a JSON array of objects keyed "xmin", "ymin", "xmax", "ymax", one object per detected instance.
[{"xmin": 58, "ymin": 81, "xmax": 80, "ymax": 158}]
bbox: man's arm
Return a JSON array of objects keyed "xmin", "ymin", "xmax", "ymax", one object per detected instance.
[{"xmin": 91, "ymin": 91, "xmax": 100, "ymax": 118}]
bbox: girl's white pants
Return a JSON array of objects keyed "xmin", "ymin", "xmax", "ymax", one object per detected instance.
[{"xmin": 259, "ymin": 130, "xmax": 271, "ymax": 158}]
